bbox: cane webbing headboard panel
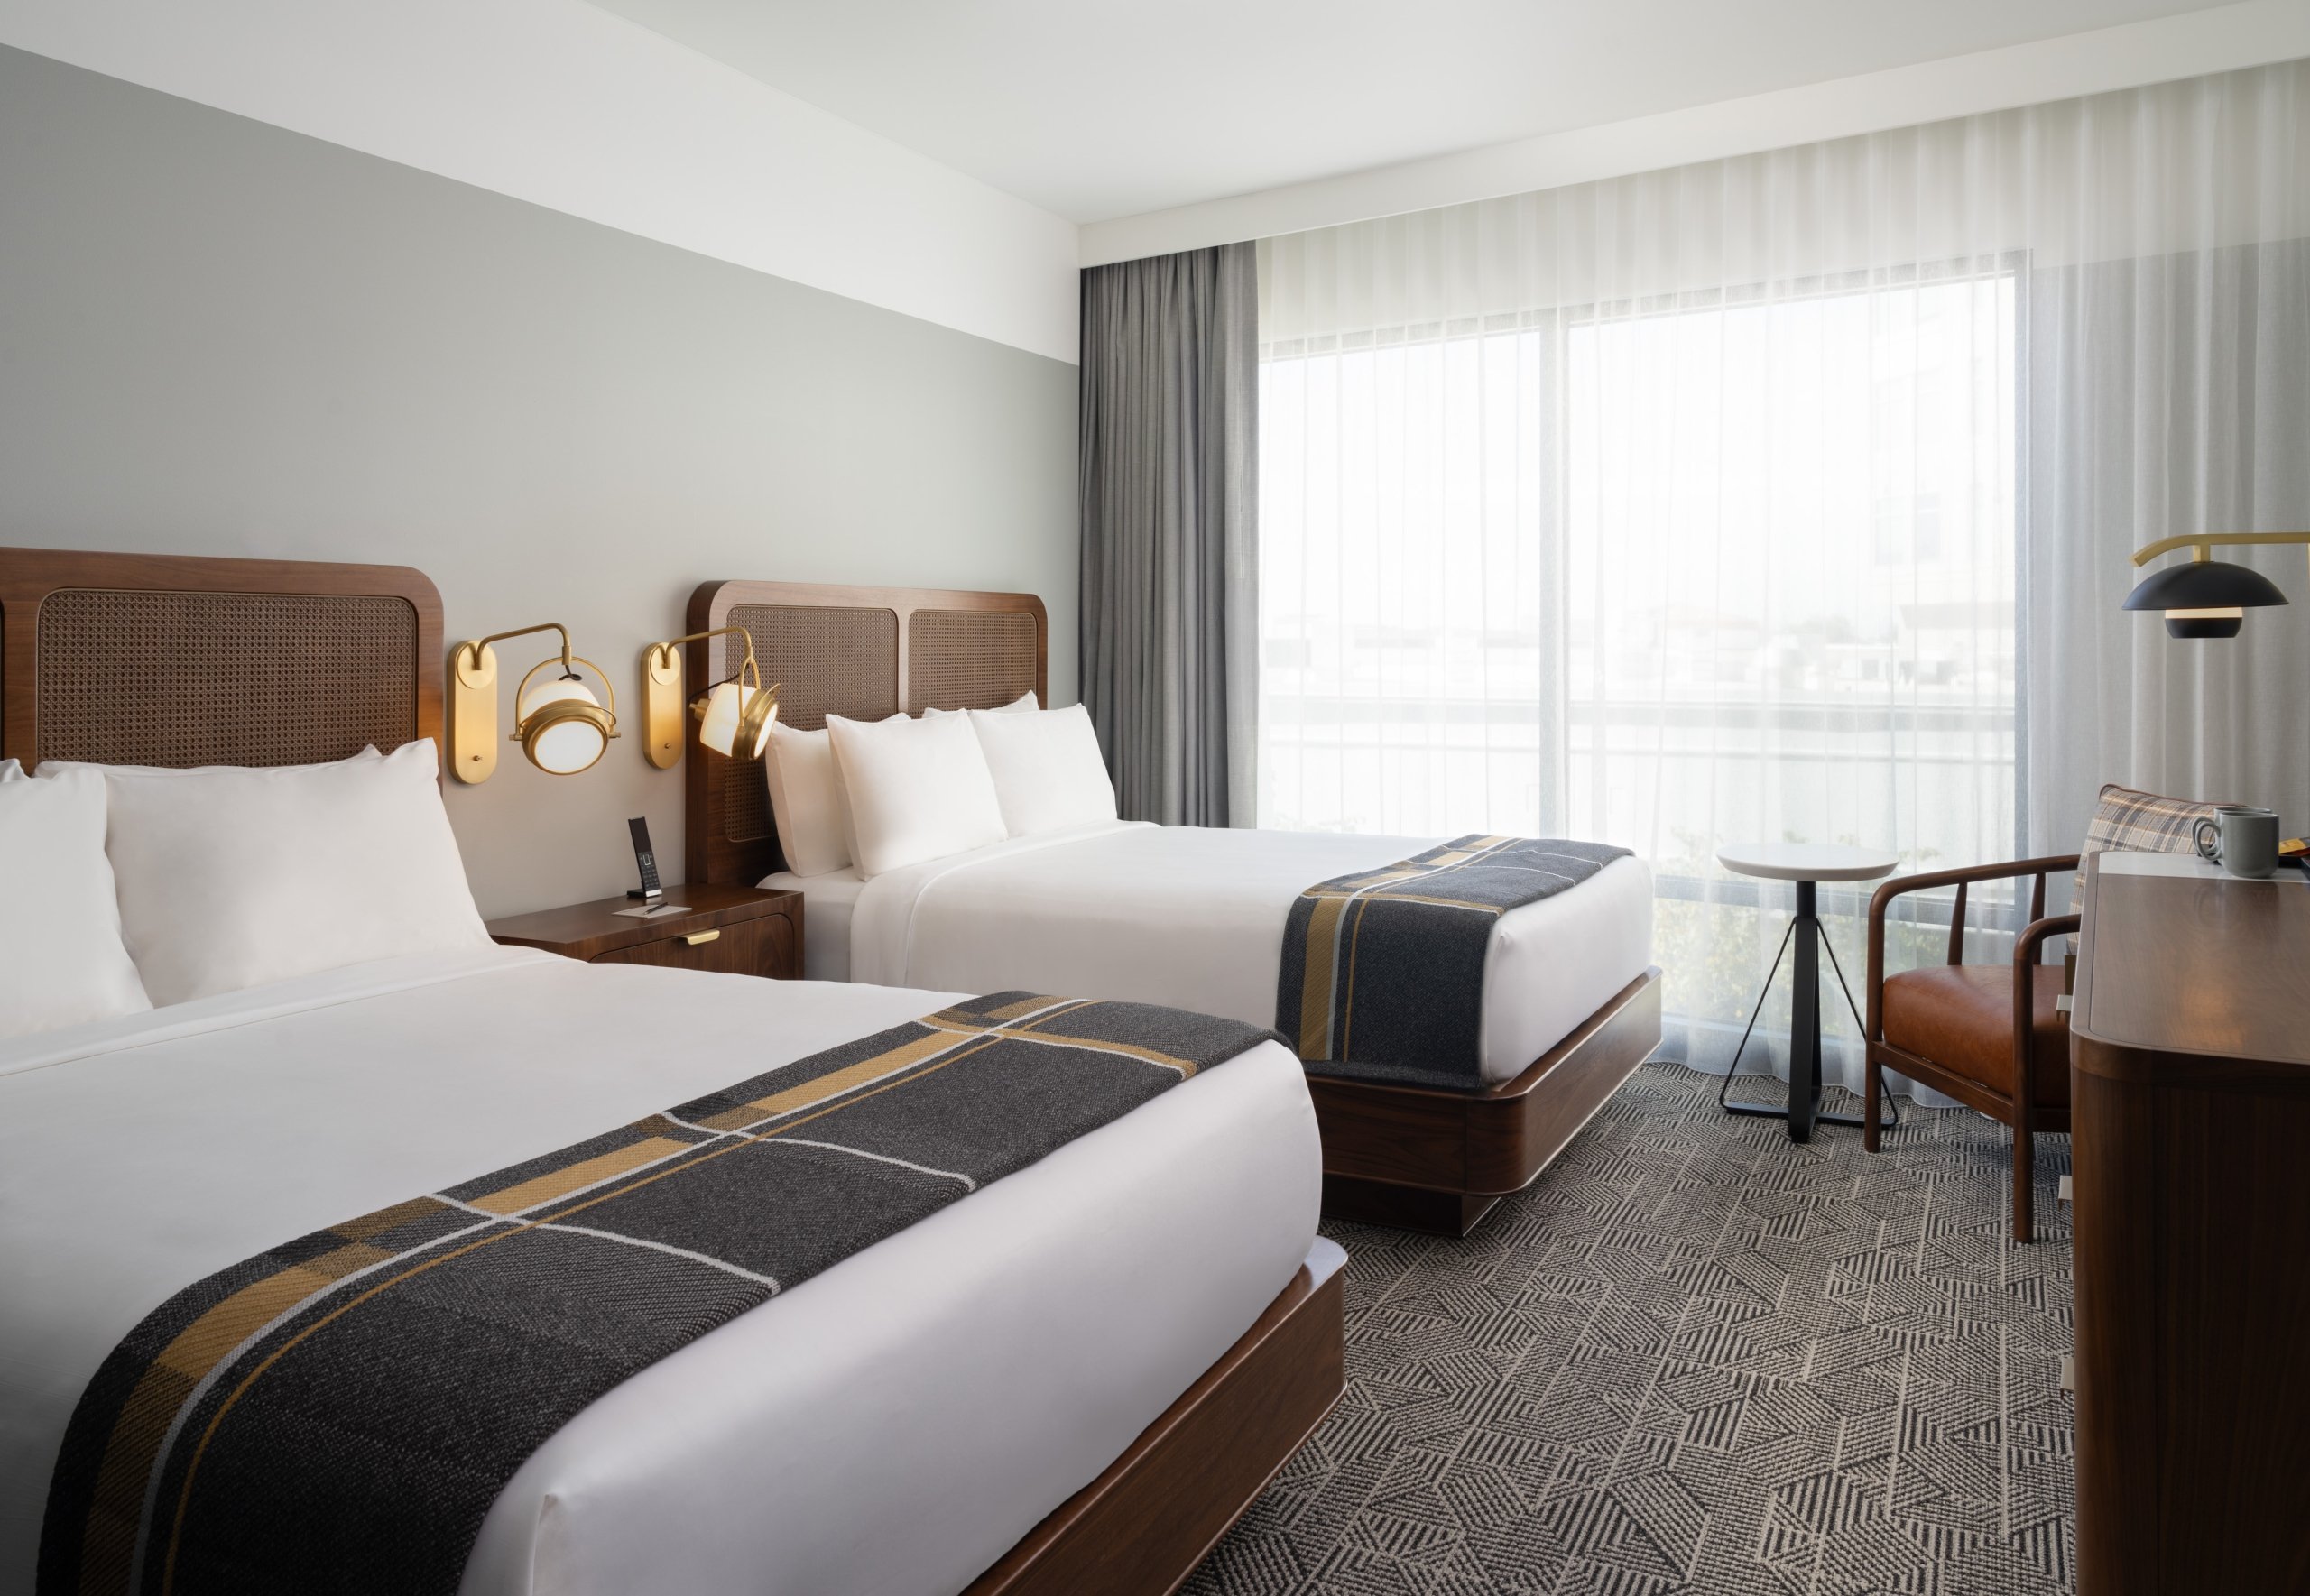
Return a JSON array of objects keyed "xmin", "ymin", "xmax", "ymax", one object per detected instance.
[
  {"xmin": 1, "ymin": 549, "xmax": 444, "ymax": 772},
  {"xmin": 684, "ymin": 579, "xmax": 1048, "ymax": 887}
]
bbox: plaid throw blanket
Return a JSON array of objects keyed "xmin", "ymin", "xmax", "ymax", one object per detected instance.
[
  {"xmin": 2071, "ymin": 781, "xmax": 2228, "ymax": 909},
  {"xmin": 40, "ymin": 992, "xmax": 1269, "ymax": 1596},
  {"xmin": 1276, "ymin": 835, "xmax": 1630, "ymax": 1088}
]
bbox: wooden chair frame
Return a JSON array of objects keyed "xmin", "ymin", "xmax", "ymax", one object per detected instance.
[{"xmin": 1864, "ymin": 854, "xmax": 2081, "ymax": 1242}]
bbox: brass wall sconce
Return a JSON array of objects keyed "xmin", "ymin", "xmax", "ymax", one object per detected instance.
[
  {"xmin": 448, "ymin": 623, "xmax": 619, "ymax": 783},
  {"xmin": 639, "ymin": 626, "xmax": 781, "ymax": 768},
  {"xmin": 2123, "ymin": 532, "xmax": 2310, "ymax": 638}
]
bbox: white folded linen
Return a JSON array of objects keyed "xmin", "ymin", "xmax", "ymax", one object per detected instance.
[{"xmin": 760, "ymin": 865, "xmax": 866, "ymax": 980}]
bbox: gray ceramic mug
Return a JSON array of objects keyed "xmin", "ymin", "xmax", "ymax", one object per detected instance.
[{"xmin": 2194, "ymin": 805, "xmax": 2281, "ymax": 878}]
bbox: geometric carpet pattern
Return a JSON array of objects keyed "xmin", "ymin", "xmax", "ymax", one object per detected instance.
[{"xmin": 1186, "ymin": 1061, "xmax": 2074, "ymax": 1596}]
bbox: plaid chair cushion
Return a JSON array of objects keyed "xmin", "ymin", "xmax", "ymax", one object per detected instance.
[{"xmin": 2072, "ymin": 782, "xmax": 2228, "ymax": 909}]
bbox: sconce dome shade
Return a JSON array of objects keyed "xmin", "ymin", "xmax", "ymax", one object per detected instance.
[
  {"xmin": 518, "ymin": 675, "xmax": 613, "ymax": 775},
  {"xmin": 2122, "ymin": 559, "xmax": 2287, "ymax": 614},
  {"xmin": 693, "ymin": 679, "xmax": 779, "ymax": 760}
]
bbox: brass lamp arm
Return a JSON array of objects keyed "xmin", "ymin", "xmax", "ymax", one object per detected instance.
[
  {"xmin": 2130, "ymin": 532, "xmax": 2310, "ymax": 567},
  {"xmin": 457, "ymin": 621, "xmax": 575, "ymax": 678},
  {"xmin": 643, "ymin": 625, "xmax": 759, "ymax": 682}
]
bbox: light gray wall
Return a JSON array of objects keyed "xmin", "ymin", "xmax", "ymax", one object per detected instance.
[{"xmin": 0, "ymin": 44, "xmax": 1078, "ymax": 917}]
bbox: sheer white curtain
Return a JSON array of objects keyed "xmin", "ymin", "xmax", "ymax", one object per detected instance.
[{"xmin": 1257, "ymin": 61, "xmax": 2310, "ymax": 1091}]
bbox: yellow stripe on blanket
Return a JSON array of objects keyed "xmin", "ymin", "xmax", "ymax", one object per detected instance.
[
  {"xmin": 697, "ymin": 1029, "xmax": 963, "ymax": 1131},
  {"xmin": 76, "ymin": 1233, "xmax": 405, "ymax": 1593},
  {"xmin": 1297, "ymin": 892, "xmax": 1349, "ymax": 1058},
  {"xmin": 467, "ymin": 1137, "xmax": 695, "ymax": 1216}
]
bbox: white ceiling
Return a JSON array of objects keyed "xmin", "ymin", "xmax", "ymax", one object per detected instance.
[{"xmin": 583, "ymin": 0, "xmax": 2235, "ymax": 223}]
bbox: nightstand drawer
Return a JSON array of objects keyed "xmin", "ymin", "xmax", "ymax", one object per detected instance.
[{"xmin": 589, "ymin": 913, "xmax": 796, "ymax": 980}]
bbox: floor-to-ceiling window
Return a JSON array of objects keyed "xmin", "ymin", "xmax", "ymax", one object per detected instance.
[
  {"xmin": 1259, "ymin": 264, "xmax": 2019, "ymax": 1079},
  {"xmin": 1258, "ymin": 318, "xmax": 1562, "ymax": 839},
  {"xmin": 1562, "ymin": 270, "xmax": 2019, "ymax": 1067}
]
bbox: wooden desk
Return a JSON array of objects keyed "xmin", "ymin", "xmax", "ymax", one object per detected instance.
[{"xmin": 2070, "ymin": 853, "xmax": 2310, "ymax": 1596}]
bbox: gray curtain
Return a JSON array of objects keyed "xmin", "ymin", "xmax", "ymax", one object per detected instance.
[{"xmin": 1078, "ymin": 242, "xmax": 1258, "ymax": 826}]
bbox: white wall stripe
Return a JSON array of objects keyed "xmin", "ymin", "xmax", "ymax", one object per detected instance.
[{"xmin": 0, "ymin": 0, "xmax": 1082, "ymax": 362}]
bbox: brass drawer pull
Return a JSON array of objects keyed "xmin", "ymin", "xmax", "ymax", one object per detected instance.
[{"xmin": 683, "ymin": 929, "xmax": 721, "ymax": 946}]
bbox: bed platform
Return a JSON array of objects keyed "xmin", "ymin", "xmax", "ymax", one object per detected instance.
[
  {"xmin": 0, "ymin": 545, "xmax": 1342, "ymax": 1596},
  {"xmin": 966, "ymin": 1259, "xmax": 1343, "ymax": 1596},
  {"xmin": 1313, "ymin": 968, "xmax": 1663, "ymax": 1236},
  {"xmin": 686, "ymin": 577, "xmax": 1664, "ymax": 1237}
]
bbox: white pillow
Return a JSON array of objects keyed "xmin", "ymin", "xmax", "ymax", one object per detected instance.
[
  {"xmin": 922, "ymin": 691, "xmax": 1038, "ymax": 718},
  {"xmin": 825, "ymin": 712, "xmax": 1007, "ymax": 878},
  {"xmin": 966, "ymin": 703, "xmax": 1119, "ymax": 837},
  {"xmin": 763, "ymin": 722, "xmax": 851, "ymax": 877},
  {"xmin": 89, "ymin": 740, "xmax": 492, "ymax": 1005},
  {"xmin": 826, "ymin": 712, "xmax": 916, "ymax": 866},
  {"xmin": 0, "ymin": 767, "xmax": 152, "ymax": 1039}
]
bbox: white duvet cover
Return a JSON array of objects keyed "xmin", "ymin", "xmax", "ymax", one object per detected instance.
[
  {"xmin": 799, "ymin": 823, "xmax": 1654, "ymax": 1084},
  {"xmin": 0, "ymin": 948, "xmax": 1325, "ymax": 1596},
  {"xmin": 763, "ymin": 863, "xmax": 867, "ymax": 981}
]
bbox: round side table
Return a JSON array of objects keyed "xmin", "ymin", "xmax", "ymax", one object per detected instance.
[{"xmin": 1716, "ymin": 843, "xmax": 1902, "ymax": 1142}]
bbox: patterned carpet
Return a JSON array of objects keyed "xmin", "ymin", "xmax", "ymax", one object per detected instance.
[{"xmin": 1186, "ymin": 1061, "xmax": 2075, "ymax": 1596}]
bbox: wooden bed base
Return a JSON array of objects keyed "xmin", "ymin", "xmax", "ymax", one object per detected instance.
[
  {"xmin": 966, "ymin": 1260, "xmax": 1345, "ymax": 1596},
  {"xmin": 1312, "ymin": 968, "xmax": 1664, "ymax": 1237}
]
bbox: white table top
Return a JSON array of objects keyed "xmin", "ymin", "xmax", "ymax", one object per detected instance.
[{"xmin": 1717, "ymin": 842, "xmax": 1902, "ymax": 882}]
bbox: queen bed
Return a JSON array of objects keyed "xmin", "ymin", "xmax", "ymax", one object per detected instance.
[
  {"xmin": 684, "ymin": 578, "xmax": 1664, "ymax": 1236},
  {"xmin": 768, "ymin": 823, "xmax": 1654, "ymax": 1091},
  {"xmin": 0, "ymin": 548, "xmax": 1342, "ymax": 1596}
]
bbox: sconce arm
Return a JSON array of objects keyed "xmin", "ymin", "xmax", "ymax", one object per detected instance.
[
  {"xmin": 457, "ymin": 621, "xmax": 576, "ymax": 676},
  {"xmin": 2129, "ymin": 532, "xmax": 2310, "ymax": 568},
  {"xmin": 644, "ymin": 625, "xmax": 758, "ymax": 678}
]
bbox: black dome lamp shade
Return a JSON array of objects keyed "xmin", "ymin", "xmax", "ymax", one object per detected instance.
[
  {"xmin": 2121, "ymin": 558, "xmax": 2287, "ymax": 638},
  {"xmin": 2122, "ymin": 533, "xmax": 2308, "ymax": 639}
]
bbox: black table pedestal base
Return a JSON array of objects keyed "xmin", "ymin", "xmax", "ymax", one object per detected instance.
[
  {"xmin": 1716, "ymin": 877, "xmax": 1896, "ymax": 1143},
  {"xmin": 1721, "ymin": 1101, "xmax": 1876, "ymax": 1130}
]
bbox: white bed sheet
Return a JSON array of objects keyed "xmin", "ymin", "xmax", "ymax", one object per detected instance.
[
  {"xmin": 817, "ymin": 823, "xmax": 1654, "ymax": 1084},
  {"xmin": 0, "ymin": 948, "xmax": 1324, "ymax": 1596},
  {"xmin": 761, "ymin": 864, "xmax": 867, "ymax": 981}
]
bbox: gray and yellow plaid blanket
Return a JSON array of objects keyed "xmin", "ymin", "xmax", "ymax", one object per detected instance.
[
  {"xmin": 1276, "ymin": 835, "xmax": 1630, "ymax": 1088},
  {"xmin": 39, "ymin": 992, "xmax": 1270, "ymax": 1596}
]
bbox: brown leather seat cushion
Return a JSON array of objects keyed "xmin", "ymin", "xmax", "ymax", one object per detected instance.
[{"xmin": 1880, "ymin": 964, "xmax": 2070, "ymax": 1107}]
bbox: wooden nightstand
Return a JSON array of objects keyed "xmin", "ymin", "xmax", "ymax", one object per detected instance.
[{"xmin": 486, "ymin": 883, "xmax": 802, "ymax": 980}]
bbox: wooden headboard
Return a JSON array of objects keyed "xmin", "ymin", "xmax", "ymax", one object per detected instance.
[
  {"xmin": 0, "ymin": 548, "xmax": 443, "ymax": 771},
  {"xmin": 684, "ymin": 579, "xmax": 1048, "ymax": 887}
]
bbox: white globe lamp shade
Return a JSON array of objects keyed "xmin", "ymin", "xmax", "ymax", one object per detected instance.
[
  {"xmin": 695, "ymin": 680, "xmax": 778, "ymax": 759},
  {"xmin": 517, "ymin": 675, "xmax": 612, "ymax": 775}
]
